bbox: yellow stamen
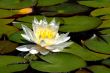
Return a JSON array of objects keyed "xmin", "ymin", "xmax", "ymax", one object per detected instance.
[{"xmin": 35, "ymin": 26, "xmax": 56, "ymax": 45}]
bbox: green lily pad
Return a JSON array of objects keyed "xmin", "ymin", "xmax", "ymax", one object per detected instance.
[
  {"xmin": 0, "ymin": 56, "xmax": 28, "ymax": 73},
  {"xmin": 91, "ymin": 8, "xmax": 110, "ymax": 16},
  {"xmin": 0, "ymin": 0, "xmax": 37, "ymax": 9},
  {"xmin": 9, "ymin": 31, "xmax": 25, "ymax": 43},
  {"xmin": 0, "ymin": 56, "xmax": 26, "ymax": 67},
  {"xmin": 37, "ymin": 0, "xmax": 67, "ymax": 6},
  {"xmin": 31, "ymin": 53, "xmax": 86, "ymax": 72},
  {"xmin": 60, "ymin": 16, "xmax": 101, "ymax": 32},
  {"xmin": 0, "ymin": 19, "xmax": 18, "ymax": 38},
  {"xmin": 41, "ymin": 3, "xmax": 89, "ymax": 16},
  {"xmin": 0, "ymin": 64, "xmax": 28, "ymax": 73},
  {"xmin": 0, "ymin": 9, "xmax": 17, "ymax": 18},
  {"xmin": 100, "ymin": 15, "xmax": 110, "ymax": 19},
  {"xmin": 78, "ymin": 1, "xmax": 110, "ymax": 8},
  {"xmin": 102, "ymin": 59, "xmax": 110, "ymax": 66},
  {"xmin": 88, "ymin": 65, "xmax": 110, "ymax": 73},
  {"xmin": 98, "ymin": 20, "xmax": 110, "ymax": 34},
  {"xmin": 85, "ymin": 35, "xmax": 110, "ymax": 54},
  {"xmin": 0, "ymin": 40, "xmax": 18, "ymax": 54},
  {"xmin": 63, "ymin": 43, "xmax": 110, "ymax": 61}
]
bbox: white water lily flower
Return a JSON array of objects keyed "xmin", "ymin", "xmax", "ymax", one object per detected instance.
[{"xmin": 16, "ymin": 18, "xmax": 72, "ymax": 55}]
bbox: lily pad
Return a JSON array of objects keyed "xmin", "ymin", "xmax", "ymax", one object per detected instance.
[
  {"xmin": 98, "ymin": 20, "xmax": 110, "ymax": 34},
  {"xmin": 0, "ymin": 0, "xmax": 37, "ymax": 9},
  {"xmin": 85, "ymin": 35, "xmax": 110, "ymax": 54},
  {"xmin": 63, "ymin": 43, "xmax": 110, "ymax": 61},
  {"xmin": 9, "ymin": 31, "xmax": 26, "ymax": 43},
  {"xmin": 100, "ymin": 15, "xmax": 110, "ymax": 19},
  {"xmin": 37, "ymin": 0, "xmax": 67, "ymax": 6},
  {"xmin": 60, "ymin": 16, "xmax": 101, "ymax": 32},
  {"xmin": 31, "ymin": 53, "xmax": 86, "ymax": 72},
  {"xmin": 91, "ymin": 8, "xmax": 110, "ymax": 16},
  {"xmin": 0, "ymin": 56, "xmax": 28, "ymax": 73},
  {"xmin": 102, "ymin": 59, "xmax": 110, "ymax": 66},
  {"xmin": 78, "ymin": 1, "xmax": 110, "ymax": 8},
  {"xmin": 0, "ymin": 9, "xmax": 17, "ymax": 18},
  {"xmin": 0, "ymin": 40, "xmax": 18, "ymax": 54},
  {"xmin": 88, "ymin": 65, "xmax": 110, "ymax": 73},
  {"xmin": 0, "ymin": 19, "xmax": 18, "ymax": 38},
  {"xmin": 41, "ymin": 3, "xmax": 89, "ymax": 16},
  {"xmin": 0, "ymin": 56, "xmax": 26, "ymax": 67}
]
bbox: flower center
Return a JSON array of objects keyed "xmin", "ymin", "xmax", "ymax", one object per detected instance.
[{"xmin": 35, "ymin": 26, "xmax": 57, "ymax": 45}]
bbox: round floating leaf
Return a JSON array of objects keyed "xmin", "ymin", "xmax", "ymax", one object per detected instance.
[
  {"xmin": 88, "ymin": 65, "xmax": 110, "ymax": 73},
  {"xmin": 60, "ymin": 16, "xmax": 101, "ymax": 32},
  {"xmin": 0, "ymin": 19, "xmax": 18, "ymax": 38},
  {"xmin": 37, "ymin": 0, "xmax": 67, "ymax": 6},
  {"xmin": 91, "ymin": 8, "xmax": 110, "ymax": 16},
  {"xmin": 31, "ymin": 53, "xmax": 86, "ymax": 72},
  {"xmin": 9, "ymin": 31, "xmax": 26, "ymax": 43},
  {"xmin": 0, "ymin": 64, "xmax": 28, "ymax": 73},
  {"xmin": 0, "ymin": 0, "xmax": 37, "ymax": 9},
  {"xmin": 0, "ymin": 56, "xmax": 28, "ymax": 73},
  {"xmin": 0, "ymin": 9, "xmax": 17, "ymax": 18},
  {"xmin": 78, "ymin": 1, "xmax": 110, "ymax": 8},
  {"xmin": 13, "ymin": 22, "xmax": 32, "ymax": 29},
  {"xmin": 99, "ymin": 20, "xmax": 110, "ymax": 34},
  {"xmin": 0, "ymin": 40, "xmax": 18, "ymax": 54},
  {"xmin": 85, "ymin": 35, "xmax": 110, "ymax": 54},
  {"xmin": 0, "ymin": 56, "xmax": 26, "ymax": 67},
  {"xmin": 102, "ymin": 59, "xmax": 110, "ymax": 66},
  {"xmin": 17, "ymin": 15, "xmax": 62, "ymax": 23},
  {"xmin": 41, "ymin": 3, "xmax": 89, "ymax": 16},
  {"xmin": 100, "ymin": 15, "xmax": 110, "ymax": 20},
  {"xmin": 63, "ymin": 43, "xmax": 110, "ymax": 61}
]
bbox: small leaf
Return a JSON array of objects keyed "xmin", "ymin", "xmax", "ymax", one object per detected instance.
[
  {"xmin": 0, "ymin": 56, "xmax": 28, "ymax": 72},
  {"xmin": 0, "ymin": 64, "xmax": 28, "ymax": 73},
  {"xmin": 0, "ymin": 56, "xmax": 26, "ymax": 67},
  {"xmin": 31, "ymin": 53, "xmax": 86, "ymax": 72},
  {"xmin": 99, "ymin": 20, "xmax": 110, "ymax": 34},
  {"xmin": 85, "ymin": 35, "xmax": 110, "ymax": 54},
  {"xmin": 60, "ymin": 16, "xmax": 101, "ymax": 32},
  {"xmin": 41, "ymin": 3, "xmax": 89, "ymax": 16},
  {"xmin": 78, "ymin": 1, "xmax": 110, "ymax": 8},
  {"xmin": 0, "ymin": 0, "xmax": 37, "ymax": 9},
  {"xmin": 9, "ymin": 31, "xmax": 25, "ymax": 43},
  {"xmin": 0, "ymin": 40, "xmax": 18, "ymax": 54},
  {"xmin": 102, "ymin": 59, "xmax": 110, "ymax": 66},
  {"xmin": 91, "ymin": 8, "xmax": 110, "ymax": 16},
  {"xmin": 88, "ymin": 65, "xmax": 110, "ymax": 73},
  {"xmin": 37, "ymin": 0, "xmax": 67, "ymax": 6},
  {"xmin": 100, "ymin": 15, "xmax": 110, "ymax": 20},
  {"xmin": 0, "ymin": 19, "xmax": 18, "ymax": 38},
  {"xmin": 63, "ymin": 43, "xmax": 110, "ymax": 61},
  {"xmin": 0, "ymin": 9, "xmax": 17, "ymax": 18}
]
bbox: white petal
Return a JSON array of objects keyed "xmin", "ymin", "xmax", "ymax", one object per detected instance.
[
  {"xmin": 16, "ymin": 45, "xmax": 34, "ymax": 52},
  {"xmin": 29, "ymin": 49, "xmax": 39, "ymax": 54},
  {"xmin": 55, "ymin": 33, "xmax": 70, "ymax": 45},
  {"xmin": 40, "ymin": 50, "xmax": 49, "ymax": 55},
  {"xmin": 22, "ymin": 24, "xmax": 37, "ymax": 43},
  {"xmin": 50, "ymin": 18, "xmax": 56, "ymax": 26},
  {"xmin": 42, "ymin": 17, "xmax": 48, "ymax": 25},
  {"xmin": 51, "ymin": 48, "xmax": 62, "ymax": 52},
  {"xmin": 50, "ymin": 18, "xmax": 59, "ymax": 30},
  {"xmin": 21, "ymin": 34, "xmax": 31, "ymax": 42},
  {"xmin": 33, "ymin": 17, "xmax": 39, "ymax": 25}
]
